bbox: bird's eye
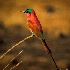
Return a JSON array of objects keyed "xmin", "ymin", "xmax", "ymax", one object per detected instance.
[
  {"xmin": 25, "ymin": 9, "xmax": 29, "ymax": 13},
  {"xmin": 25, "ymin": 11, "xmax": 29, "ymax": 13},
  {"xmin": 25, "ymin": 9, "xmax": 32, "ymax": 13}
]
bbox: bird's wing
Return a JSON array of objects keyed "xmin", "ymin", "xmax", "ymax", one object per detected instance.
[{"xmin": 28, "ymin": 20, "xmax": 44, "ymax": 40}]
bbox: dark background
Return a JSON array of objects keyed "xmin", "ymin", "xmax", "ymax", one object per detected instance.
[{"xmin": 0, "ymin": 0, "xmax": 70, "ymax": 70}]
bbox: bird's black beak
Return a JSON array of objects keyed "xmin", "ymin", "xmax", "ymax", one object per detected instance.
[{"xmin": 19, "ymin": 11, "xmax": 26, "ymax": 13}]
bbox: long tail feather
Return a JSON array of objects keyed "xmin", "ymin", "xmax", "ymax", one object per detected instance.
[
  {"xmin": 50, "ymin": 53, "xmax": 59, "ymax": 70},
  {"xmin": 42, "ymin": 39, "xmax": 59, "ymax": 70},
  {"xmin": 42, "ymin": 39, "xmax": 52, "ymax": 54}
]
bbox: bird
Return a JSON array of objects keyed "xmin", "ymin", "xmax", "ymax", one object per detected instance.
[
  {"xmin": 20, "ymin": 8, "xmax": 52, "ymax": 54},
  {"xmin": 20, "ymin": 8, "xmax": 59, "ymax": 70}
]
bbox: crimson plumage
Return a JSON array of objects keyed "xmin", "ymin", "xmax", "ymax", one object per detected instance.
[{"xmin": 23, "ymin": 8, "xmax": 52, "ymax": 54}]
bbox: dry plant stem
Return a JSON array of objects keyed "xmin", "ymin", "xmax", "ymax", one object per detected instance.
[
  {"xmin": 10, "ymin": 61, "xmax": 22, "ymax": 70},
  {"xmin": 0, "ymin": 34, "xmax": 33, "ymax": 60},
  {"xmin": 3, "ymin": 50, "xmax": 23, "ymax": 70}
]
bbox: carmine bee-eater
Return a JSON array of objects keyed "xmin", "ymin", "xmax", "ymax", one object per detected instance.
[
  {"xmin": 20, "ymin": 8, "xmax": 52, "ymax": 54},
  {"xmin": 20, "ymin": 8, "xmax": 59, "ymax": 70}
]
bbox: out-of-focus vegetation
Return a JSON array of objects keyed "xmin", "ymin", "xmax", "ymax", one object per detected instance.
[{"xmin": 0, "ymin": 0, "xmax": 70, "ymax": 70}]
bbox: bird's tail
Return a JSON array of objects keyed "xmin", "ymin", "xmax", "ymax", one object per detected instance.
[
  {"xmin": 42, "ymin": 39, "xmax": 59, "ymax": 70},
  {"xmin": 42, "ymin": 39, "xmax": 52, "ymax": 54}
]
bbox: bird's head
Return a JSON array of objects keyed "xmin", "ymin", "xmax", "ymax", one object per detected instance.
[
  {"xmin": 20, "ymin": 8, "xmax": 33, "ymax": 13},
  {"xmin": 20, "ymin": 8, "xmax": 37, "ymax": 20}
]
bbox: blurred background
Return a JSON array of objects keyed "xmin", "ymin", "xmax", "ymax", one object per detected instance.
[{"xmin": 0, "ymin": 0, "xmax": 70, "ymax": 70}]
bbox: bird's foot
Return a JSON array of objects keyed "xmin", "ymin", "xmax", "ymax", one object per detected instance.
[{"xmin": 32, "ymin": 32, "xmax": 36, "ymax": 37}]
